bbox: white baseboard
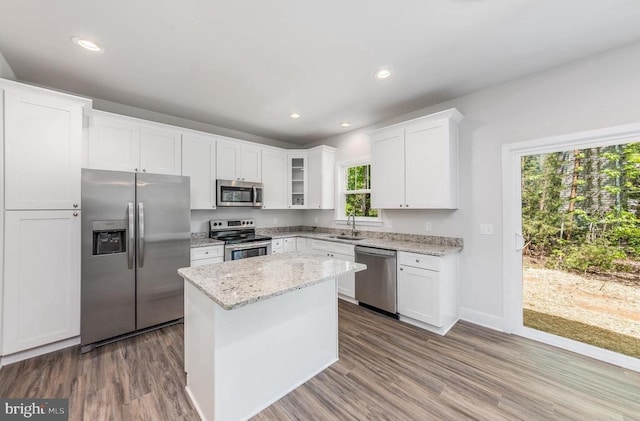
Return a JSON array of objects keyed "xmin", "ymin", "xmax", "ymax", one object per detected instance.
[
  {"xmin": 458, "ymin": 307, "xmax": 505, "ymax": 332},
  {"xmin": 338, "ymin": 295, "xmax": 358, "ymax": 305},
  {"xmin": 398, "ymin": 315, "xmax": 458, "ymax": 336},
  {"xmin": 185, "ymin": 385, "xmax": 208, "ymax": 421},
  {"xmin": 1, "ymin": 336, "xmax": 80, "ymax": 367}
]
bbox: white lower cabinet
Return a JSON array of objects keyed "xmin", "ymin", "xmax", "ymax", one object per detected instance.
[
  {"xmin": 2, "ymin": 211, "xmax": 81, "ymax": 355},
  {"xmin": 271, "ymin": 238, "xmax": 284, "ymax": 254},
  {"xmin": 310, "ymin": 240, "xmax": 355, "ymax": 300},
  {"xmin": 190, "ymin": 245, "xmax": 224, "ymax": 266},
  {"xmin": 397, "ymin": 251, "xmax": 458, "ymax": 335},
  {"xmin": 283, "ymin": 238, "xmax": 296, "ymax": 253},
  {"xmin": 296, "ymin": 238, "xmax": 307, "ymax": 251}
]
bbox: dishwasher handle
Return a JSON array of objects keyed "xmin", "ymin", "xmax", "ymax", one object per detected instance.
[{"xmin": 355, "ymin": 246, "xmax": 396, "ymax": 257}]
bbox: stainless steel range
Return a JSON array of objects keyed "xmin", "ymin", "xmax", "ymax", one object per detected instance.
[{"xmin": 209, "ymin": 219, "xmax": 272, "ymax": 261}]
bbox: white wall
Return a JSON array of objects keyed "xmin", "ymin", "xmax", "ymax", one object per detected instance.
[
  {"xmin": 0, "ymin": 50, "xmax": 16, "ymax": 80},
  {"xmin": 191, "ymin": 209, "xmax": 304, "ymax": 233},
  {"xmin": 304, "ymin": 40, "xmax": 640, "ymax": 329}
]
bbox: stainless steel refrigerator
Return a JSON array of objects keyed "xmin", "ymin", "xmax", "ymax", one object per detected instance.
[{"xmin": 80, "ymin": 169, "xmax": 190, "ymax": 352}]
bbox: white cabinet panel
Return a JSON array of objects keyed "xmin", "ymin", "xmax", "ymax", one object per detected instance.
[
  {"xmin": 140, "ymin": 126, "xmax": 182, "ymax": 175},
  {"xmin": 261, "ymin": 149, "xmax": 287, "ymax": 209},
  {"xmin": 283, "ymin": 238, "xmax": 296, "ymax": 253},
  {"xmin": 240, "ymin": 145, "xmax": 262, "ymax": 183},
  {"xmin": 307, "ymin": 146, "xmax": 336, "ymax": 210},
  {"xmin": 405, "ymin": 121, "xmax": 453, "ymax": 208},
  {"xmin": 371, "ymin": 128, "xmax": 405, "ymax": 209},
  {"xmin": 398, "ymin": 265, "xmax": 440, "ymax": 326},
  {"xmin": 88, "ymin": 114, "xmax": 140, "ymax": 172},
  {"xmin": 183, "ymin": 134, "xmax": 217, "ymax": 209},
  {"xmin": 287, "ymin": 153, "xmax": 308, "ymax": 209},
  {"xmin": 3, "ymin": 211, "xmax": 81, "ymax": 354},
  {"xmin": 4, "ymin": 89, "xmax": 83, "ymax": 209},
  {"xmin": 216, "ymin": 140, "xmax": 239, "ymax": 180},
  {"xmin": 296, "ymin": 238, "xmax": 307, "ymax": 251},
  {"xmin": 333, "ymin": 252, "xmax": 355, "ymax": 299}
]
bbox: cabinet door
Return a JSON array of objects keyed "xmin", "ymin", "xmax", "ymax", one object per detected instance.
[
  {"xmin": 307, "ymin": 147, "xmax": 335, "ymax": 210},
  {"xmin": 3, "ymin": 211, "xmax": 81, "ymax": 354},
  {"xmin": 333, "ymin": 252, "xmax": 355, "ymax": 298},
  {"xmin": 140, "ymin": 126, "xmax": 182, "ymax": 175},
  {"xmin": 88, "ymin": 113, "xmax": 141, "ymax": 172},
  {"xmin": 283, "ymin": 238, "xmax": 297, "ymax": 253},
  {"xmin": 261, "ymin": 149, "xmax": 287, "ymax": 209},
  {"xmin": 216, "ymin": 140, "xmax": 239, "ymax": 180},
  {"xmin": 239, "ymin": 145, "xmax": 262, "ymax": 182},
  {"xmin": 371, "ymin": 128, "xmax": 405, "ymax": 209},
  {"xmin": 307, "ymin": 152, "xmax": 322, "ymax": 209},
  {"xmin": 296, "ymin": 237, "xmax": 307, "ymax": 251},
  {"xmin": 398, "ymin": 265, "xmax": 441, "ymax": 326},
  {"xmin": 5, "ymin": 89, "xmax": 83, "ymax": 209},
  {"xmin": 287, "ymin": 154, "xmax": 307, "ymax": 209},
  {"xmin": 405, "ymin": 120, "xmax": 455, "ymax": 208},
  {"xmin": 182, "ymin": 134, "xmax": 217, "ymax": 209}
]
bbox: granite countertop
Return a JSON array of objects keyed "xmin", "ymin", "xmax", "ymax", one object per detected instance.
[
  {"xmin": 190, "ymin": 234, "xmax": 225, "ymax": 248},
  {"xmin": 268, "ymin": 231, "xmax": 462, "ymax": 256},
  {"xmin": 178, "ymin": 252, "xmax": 366, "ymax": 310}
]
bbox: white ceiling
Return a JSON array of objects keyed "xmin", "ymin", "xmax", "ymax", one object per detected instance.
[{"xmin": 1, "ymin": 1, "xmax": 640, "ymax": 145}]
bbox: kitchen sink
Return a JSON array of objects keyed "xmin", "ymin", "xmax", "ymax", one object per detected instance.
[{"xmin": 329, "ymin": 235, "xmax": 365, "ymax": 241}]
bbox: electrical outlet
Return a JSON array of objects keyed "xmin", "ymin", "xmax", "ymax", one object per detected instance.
[
  {"xmin": 314, "ymin": 217, "xmax": 319, "ymax": 225},
  {"xmin": 425, "ymin": 222, "xmax": 432, "ymax": 232},
  {"xmin": 480, "ymin": 224, "xmax": 494, "ymax": 235},
  {"xmin": 273, "ymin": 217, "xmax": 278, "ymax": 225}
]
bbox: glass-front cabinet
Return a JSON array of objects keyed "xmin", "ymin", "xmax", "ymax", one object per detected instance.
[{"xmin": 287, "ymin": 152, "xmax": 308, "ymax": 209}]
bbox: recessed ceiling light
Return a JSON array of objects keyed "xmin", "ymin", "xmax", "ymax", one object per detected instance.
[
  {"xmin": 289, "ymin": 113, "xmax": 301, "ymax": 119},
  {"xmin": 71, "ymin": 37, "xmax": 103, "ymax": 53},
  {"xmin": 375, "ymin": 69, "xmax": 392, "ymax": 79},
  {"xmin": 340, "ymin": 122, "xmax": 351, "ymax": 128}
]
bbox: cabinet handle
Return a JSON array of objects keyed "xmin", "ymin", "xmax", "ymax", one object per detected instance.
[
  {"xmin": 400, "ymin": 204, "xmax": 403, "ymax": 207},
  {"xmin": 318, "ymin": 205, "xmax": 321, "ymax": 208},
  {"xmin": 288, "ymin": 205, "xmax": 291, "ymax": 208},
  {"xmin": 416, "ymin": 259, "xmax": 420, "ymax": 263},
  {"xmin": 143, "ymin": 169, "xmax": 147, "ymax": 172},
  {"xmin": 400, "ymin": 267, "xmax": 404, "ymax": 271},
  {"xmin": 205, "ymin": 251, "xmax": 209, "ymax": 254},
  {"xmin": 73, "ymin": 203, "xmax": 78, "ymax": 208},
  {"xmin": 73, "ymin": 212, "xmax": 78, "ymax": 217},
  {"xmin": 242, "ymin": 177, "xmax": 245, "ymax": 181},
  {"xmin": 135, "ymin": 168, "xmax": 139, "ymax": 172},
  {"xmin": 406, "ymin": 204, "xmax": 409, "ymax": 207}
]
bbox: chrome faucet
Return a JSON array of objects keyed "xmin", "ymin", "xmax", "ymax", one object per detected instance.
[{"xmin": 347, "ymin": 210, "xmax": 358, "ymax": 237}]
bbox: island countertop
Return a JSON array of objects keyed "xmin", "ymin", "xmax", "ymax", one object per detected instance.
[{"xmin": 178, "ymin": 252, "xmax": 366, "ymax": 310}]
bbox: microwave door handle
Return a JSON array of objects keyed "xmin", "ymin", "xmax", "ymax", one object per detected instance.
[
  {"xmin": 127, "ymin": 202, "xmax": 135, "ymax": 269},
  {"xmin": 252, "ymin": 185, "xmax": 257, "ymax": 206},
  {"xmin": 138, "ymin": 202, "xmax": 145, "ymax": 268}
]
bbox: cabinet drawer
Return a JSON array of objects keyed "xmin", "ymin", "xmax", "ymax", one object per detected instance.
[
  {"xmin": 310, "ymin": 239, "xmax": 355, "ymax": 256},
  {"xmin": 398, "ymin": 251, "xmax": 439, "ymax": 271},
  {"xmin": 190, "ymin": 246, "xmax": 223, "ymax": 261},
  {"xmin": 191, "ymin": 256, "xmax": 223, "ymax": 266}
]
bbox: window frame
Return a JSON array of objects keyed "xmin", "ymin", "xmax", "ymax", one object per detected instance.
[{"xmin": 334, "ymin": 158, "xmax": 383, "ymax": 226}]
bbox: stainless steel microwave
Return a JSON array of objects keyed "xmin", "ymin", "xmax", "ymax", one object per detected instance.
[{"xmin": 216, "ymin": 180, "xmax": 263, "ymax": 207}]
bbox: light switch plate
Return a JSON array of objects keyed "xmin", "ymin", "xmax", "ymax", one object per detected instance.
[
  {"xmin": 480, "ymin": 224, "xmax": 494, "ymax": 235},
  {"xmin": 273, "ymin": 217, "xmax": 278, "ymax": 225}
]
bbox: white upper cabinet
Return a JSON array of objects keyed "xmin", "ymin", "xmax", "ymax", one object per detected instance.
[
  {"xmin": 3, "ymin": 86, "xmax": 87, "ymax": 210},
  {"xmin": 307, "ymin": 146, "xmax": 336, "ymax": 209},
  {"xmin": 182, "ymin": 133, "xmax": 217, "ymax": 209},
  {"xmin": 88, "ymin": 114, "xmax": 140, "ymax": 172},
  {"xmin": 371, "ymin": 108, "xmax": 463, "ymax": 209},
  {"xmin": 88, "ymin": 111, "xmax": 182, "ymax": 175},
  {"xmin": 261, "ymin": 148, "xmax": 287, "ymax": 209},
  {"xmin": 216, "ymin": 139, "xmax": 262, "ymax": 183},
  {"xmin": 140, "ymin": 126, "xmax": 182, "ymax": 175},
  {"xmin": 287, "ymin": 152, "xmax": 308, "ymax": 209}
]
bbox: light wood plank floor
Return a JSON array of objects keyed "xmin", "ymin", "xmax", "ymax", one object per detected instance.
[{"xmin": 1, "ymin": 301, "xmax": 638, "ymax": 420}]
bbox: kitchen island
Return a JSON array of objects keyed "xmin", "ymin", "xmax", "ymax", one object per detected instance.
[{"xmin": 178, "ymin": 252, "xmax": 366, "ymax": 421}]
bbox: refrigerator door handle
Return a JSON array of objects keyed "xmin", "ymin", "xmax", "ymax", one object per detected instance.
[
  {"xmin": 138, "ymin": 202, "xmax": 145, "ymax": 268},
  {"xmin": 128, "ymin": 202, "xmax": 135, "ymax": 269}
]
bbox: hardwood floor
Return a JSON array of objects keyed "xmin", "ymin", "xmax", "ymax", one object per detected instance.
[{"xmin": 1, "ymin": 301, "xmax": 638, "ymax": 420}]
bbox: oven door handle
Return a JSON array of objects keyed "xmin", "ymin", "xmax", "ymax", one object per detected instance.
[{"xmin": 225, "ymin": 240, "xmax": 273, "ymax": 251}]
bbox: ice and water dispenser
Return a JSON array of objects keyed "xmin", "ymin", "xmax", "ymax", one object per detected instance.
[{"xmin": 92, "ymin": 220, "xmax": 127, "ymax": 255}]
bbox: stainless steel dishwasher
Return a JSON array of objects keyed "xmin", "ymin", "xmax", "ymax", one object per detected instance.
[{"xmin": 354, "ymin": 246, "xmax": 398, "ymax": 317}]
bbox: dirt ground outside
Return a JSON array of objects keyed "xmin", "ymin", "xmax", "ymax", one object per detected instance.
[{"xmin": 522, "ymin": 262, "xmax": 640, "ymax": 346}]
